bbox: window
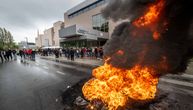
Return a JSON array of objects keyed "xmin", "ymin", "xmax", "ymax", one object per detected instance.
[{"xmin": 92, "ymin": 14, "xmax": 109, "ymax": 32}]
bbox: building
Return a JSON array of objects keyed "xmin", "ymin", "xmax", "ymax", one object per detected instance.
[
  {"xmin": 42, "ymin": 27, "xmax": 54, "ymax": 47},
  {"xmin": 59, "ymin": 0, "xmax": 116, "ymax": 48},
  {"xmin": 35, "ymin": 31, "xmax": 43, "ymax": 48},
  {"xmin": 35, "ymin": 21, "xmax": 64, "ymax": 48},
  {"xmin": 53, "ymin": 21, "xmax": 65, "ymax": 46},
  {"xmin": 18, "ymin": 41, "xmax": 36, "ymax": 49}
]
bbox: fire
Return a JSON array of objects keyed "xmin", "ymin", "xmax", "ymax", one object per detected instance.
[
  {"xmin": 153, "ymin": 31, "xmax": 160, "ymax": 40},
  {"xmin": 133, "ymin": 0, "xmax": 165, "ymax": 27},
  {"xmin": 133, "ymin": 0, "xmax": 165, "ymax": 40},
  {"xmin": 82, "ymin": 62, "xmax": 159, "ymax": 110},
  {"xmin": 82, "ymin": 0, "xmax": 165, "ymax": 109}
]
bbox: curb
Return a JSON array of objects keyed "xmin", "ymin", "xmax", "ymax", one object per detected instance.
[
  {"xmin": 40, "ymin": 57, "xmax": 101, "ymax": 69},
  {"xmin": 159, "ymin": 78, "xmax": 193, "ymax": 91}
]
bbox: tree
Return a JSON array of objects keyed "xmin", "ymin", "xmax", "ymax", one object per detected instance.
[
  {"xmin": 0, "ymin": 27, "xmax": 18, "ymax": 50},
  {"xmin": 0, "ymin": 28, "xmax": 4, "ymax": 50}
]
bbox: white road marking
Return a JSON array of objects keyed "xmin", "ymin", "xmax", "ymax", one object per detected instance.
[
  {"xmin": 36, "ymin": 63, "xmax": 39, "ymax": 66},
  {"xmin": 43, "ymin": 66, "xmax": 49, "ymax": 69},
  {"xmin": 56, "ymin": 71, "xmax": 66, "ymax": 75}
]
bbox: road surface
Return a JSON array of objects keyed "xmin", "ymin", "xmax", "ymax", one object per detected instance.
[
  {"xmin": 1, "ymin": 57, "xmax": 193, "ymax": 110},
  {"xmin": 0, "ymin": 57, "xmax": 91, "ymax": 110}
]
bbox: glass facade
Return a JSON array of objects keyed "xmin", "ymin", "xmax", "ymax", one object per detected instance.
[
  {"xmin": 68, "ymin": 0, "xmax": 107, "ymax": 18},
  {"xmin": 92, "ymin": 14, "xmax": 109, "ymax": 32},
  {"xmin": 60, "ymin": 39, "xmax": 107, "ymax": 48}
]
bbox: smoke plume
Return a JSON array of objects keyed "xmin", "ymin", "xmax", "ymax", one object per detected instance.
[
  {"xmin": 102, "ymin": 0, "xmax": 155, "ymax": 21},
  {"xmin": 103, "ymin": 0, "xmax": 193, "ymax": 75}
]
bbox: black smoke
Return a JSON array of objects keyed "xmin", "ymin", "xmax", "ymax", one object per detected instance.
[
  {"xmin": 102, "ymin": 0, "xmax": 193, "ymax": 75},
  {"xmin": 102, "ymin": 0, "xmax": 156, "ymax": 21}
]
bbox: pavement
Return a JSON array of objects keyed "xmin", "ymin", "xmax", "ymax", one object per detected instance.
[
  {"xmin": 0, "ymin": 57, "xmax": 92, "ymax": 110},
  {"xmin": 0, "ymin": 56, "xmax": 193, "ymax": 110},
  {"xmin": 41, "ymin": 55, "xmax": 193, "ymax": 95},
  {"xmin": 40, "ymin": 55, "xmax": 103, "ymax": 69}
]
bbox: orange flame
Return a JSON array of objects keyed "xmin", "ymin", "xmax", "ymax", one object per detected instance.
[
  {"xmin": 133, "ymin": 0, "xmax": 165, "ymax": 40},
  {"xmin": 82, "ymin": 0, "xmax": 166, "ymax": 109},
  {"xmin": 82, "ymin": 62, "xmax": 158, "ymax": 110},
  {"xmin": 133, "ymin": 0, "xmax": 165, "ymax": 27},
  {"xmin": 153, "ymin": 31, "xmax": 160, "ymax": 40}
]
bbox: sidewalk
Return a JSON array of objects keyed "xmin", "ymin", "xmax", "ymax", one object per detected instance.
[
  {"xmin": 39, "ymin": 55, "xmax": 193, "ymax": 76},
  {"xmin": 40, "ymin": 55, "xmax": 193, "ymax": 74},
  {"xmin": 39, "ymin": 55, "xmax": 104, "ymax": 68}
]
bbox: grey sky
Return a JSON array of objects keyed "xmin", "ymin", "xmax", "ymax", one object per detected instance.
[{"xmin": 0, "ymin": 0, "xmax": 84, "ymax": 43}]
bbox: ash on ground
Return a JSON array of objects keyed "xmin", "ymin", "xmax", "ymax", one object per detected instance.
[{"xmin": 61, "ymin": 79, "xmax": 193, "ymax": 110}]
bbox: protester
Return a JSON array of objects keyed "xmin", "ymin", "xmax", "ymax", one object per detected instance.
[
  {"xmin": 3, "ymin": 50, "xmax": 7, "ymax": 61},
  {"xmin": 19, "ymin": 49, "xmax": 25, "ymax": 61},
  {"xmin": 54, "ymin": 49, "xmax": 60, "ymax": 58},
  {"xmin": 80, "ymin": 48, "xmax": 84, "ymax": 58},
  {"xmin": 12, "ymin": 49, "xmax": 17, "ymax": 60},
  {"xmin": 94, "ymin": 47, "xmax": 98, "ymax": 58},
  {"xmin": 5, "ymin": 50, "xmax": 10, "ymax": 61},
  {"xmin": 0, "ymin": 50, "xmax": 4, "ymax": 63},
  {"xmin": 38, "ymin": 47, "xmax": 104, "ymax": 61},
  {"xmin": 70, "ymin": 48, "xmax": 75, "ymax": 61},
  {"xmin": 8, "ymin": 49, "xmax": 13, "ymax": 60},
  {"xmin": 31, "ymin": 49, "xmax": 36, "ymax": 61},
  {"xmin": 28, "ymin": 49, "xmax": 32, "ymax": 60},
  {"xmin": 0, "ymin": 49, "xmax": 20, "ymax": 63}
]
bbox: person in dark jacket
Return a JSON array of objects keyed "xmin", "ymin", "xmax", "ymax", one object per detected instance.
[
  {"xmin": 66, "ymin": 48, "xmax": 70, "ymax": 60},
  {"xmin": 7, "ymin": 49, "xmax": 12, "ymax": 60},
  {"xmin": 94, "ymin": 47, "xmax": 98, "ymax": 59},
  {"xmin": 80, "ymin": 48, "xmax": 84, "ymax": 58},
  {"xmin": 3, "ymin": 50, "xmax": 7, "ymax": 61},
  {"xmin": 54, "ymin": 49, "xmax": 59, "ymax": 58},
  {"xmin": 5, "ymin": 50, "xmax": 9, "ymax": 61},
  {"xmin": 19, "ymin": 50, "xmax": 24, "ymax": 61},
  {"xmin": 0, "ymin": 50, "xmax": 4, "ymax": 63},
  {"xmin": 70, "ymin": 48, "xmax": 75, "ymax": 61},
  {"xmin": 31, "ymin": 49, "xmax": 36, "ymax": 61}
]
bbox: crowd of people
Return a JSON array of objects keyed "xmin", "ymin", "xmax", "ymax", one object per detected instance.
[
  {"xmin": 0, "ymin": 49, "xmax": 17, "ymax": 63},
  {"xmin": 18, "ymin": 49, "xmax": 36, "ymax": 61},
  {"xmin": 39, "ymin": 47, "xmax": 104, "ymax": 61},
  {"xmin": 0, "ymin": 49, "xmax": 36, "ymax": 63},
  {"xmin": 0, "ymin": 47, "xmax": 104, "ymax": 63}
]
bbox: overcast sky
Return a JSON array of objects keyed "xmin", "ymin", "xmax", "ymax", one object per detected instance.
[{"xmin": 0, "ymin": 0, "xmax": 84, "ymax": 43}]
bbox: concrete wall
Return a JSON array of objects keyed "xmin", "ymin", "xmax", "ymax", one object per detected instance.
[
  {"xmin": 64, "ymin": 4, "xmax": 106, "ymax": 34},
  {"xmin": 35, "ymin": 34, "xmax": 43, "ymax": 48},
  {"xmin": 64, "ymin": 2, "xmax": 117, "ymax": 39},
  {"xmin": 35, "ymin": 21, "xmax": 64, "ymax": 47},
  {"xmin": 53, "ymin": 21, "xmax": 64, "ymax": 46},
  {"xmin": 43, "ymin": 28, "xmax": 54, "ymax": 47}
]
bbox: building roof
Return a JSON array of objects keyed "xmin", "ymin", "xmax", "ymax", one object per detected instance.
[{"xmin": 67, "ymin": 0, "xmax": 102, "ymax": 15}]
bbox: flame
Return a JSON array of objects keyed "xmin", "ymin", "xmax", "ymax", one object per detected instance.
[
  {"xmin": 133, "ymin": 0, "xmax": 165, "ymax": 27},
  {"xmin": 82, "ymin": 0, "xmax": 166, "ymax": 109},
  {"xmin": 153, "ymin": 31, "xmax": 160, "ymax": 40},
  {"xmin": 82, "ymin": 62, "xmax": 158, "ymax": 110},
  {"xmin": 133, "ymin": 0, "xmax": 165, "ymax": 40}
]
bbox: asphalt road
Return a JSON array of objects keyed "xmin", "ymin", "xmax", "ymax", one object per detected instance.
[
  {"xmin": 0, "ymin": 57, "xmax": 92, "ymax": 110},
  {"xmin": 1, "ymin": 57, "xmax": 193, "ymax": 110}
]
